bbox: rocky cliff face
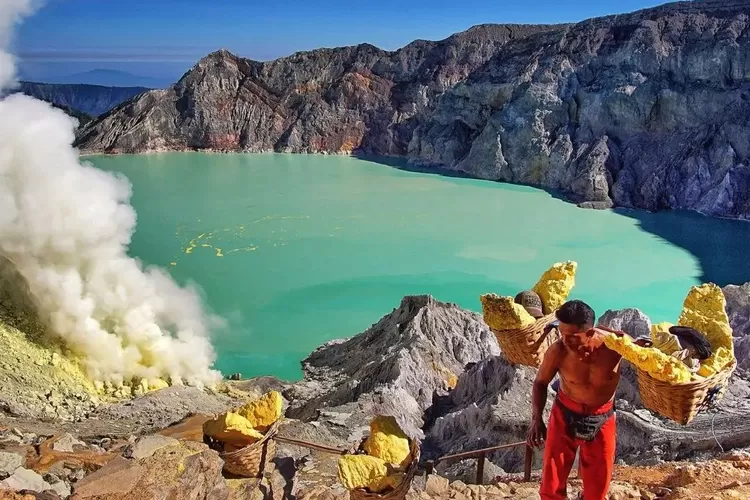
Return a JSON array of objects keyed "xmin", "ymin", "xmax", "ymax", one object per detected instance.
[{"xmin": 76, "ymin": 1, "xmax": 750, "ymax": 219}]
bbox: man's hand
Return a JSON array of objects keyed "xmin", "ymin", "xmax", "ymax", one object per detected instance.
[{"xmin": 527, "ymin": 418, "xmax": 547, "ymax": 448}]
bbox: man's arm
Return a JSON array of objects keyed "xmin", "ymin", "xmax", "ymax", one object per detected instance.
[
  {"xmin": 532, "ymin": 341, "xmax": 562, "ymax": 422},
  {"xmin": 527, "ymin": 341, "xmax": 562, "ymax": 447}
]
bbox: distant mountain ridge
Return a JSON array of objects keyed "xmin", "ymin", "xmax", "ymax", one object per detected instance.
[
  {"xmin": 76, "ymin": 0, "xmax": 750, "ymax": 220},
  {"xmin": 19, "ymin": 82, "xmax": 148, "ymax": 117},
  {"xmin": 39, "ymin": 69, "xmax": 171, "ymax": 89}
]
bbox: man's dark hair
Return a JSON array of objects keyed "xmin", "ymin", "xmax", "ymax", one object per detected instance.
[{"xmin": 556, "ymin": 300, "xmax": 595, "ymax": 330}]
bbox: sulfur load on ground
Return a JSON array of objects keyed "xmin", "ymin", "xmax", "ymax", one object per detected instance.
[
  {"xmin": 363, "ymin": 416, "xmax": 412, "ymax": 467},
  {"xmin": 338, "ymin": 415, "xmax": 412, "ymax": 494},
  {"xmin": 603, "ymin": 333, "xmax": 692, "ymax": 384},
  {"xmin": 203, "ymin": 411, "xmax": 265, "ymax": 446},
  {"xmin": 480, "ymin": 294, "xmax": 535, "ymax": 331},
  {"xmin": 237, "ymin": 390, "xmax": 283, "ymax": 432},
  {"xmin": 203, "ymin": 390, "xmax": 282, "ymax": 447},
  {"xmin": 337, "ymin": 455, "xmax": 394, "ymax": 492},
  {"xmin": 677, "ymin": 283, "xmax": 734, "ymax": 354}
]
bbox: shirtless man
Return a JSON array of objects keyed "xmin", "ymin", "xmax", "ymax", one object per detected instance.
[{"xmin": 526, "ymin": 299, "xmax": 650, "ymax": 500}]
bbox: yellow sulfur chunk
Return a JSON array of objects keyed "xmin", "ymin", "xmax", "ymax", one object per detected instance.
[
  {"xmin": 337, "ymin": 455, "xmax": 390, "ymax": 491},
  {"xmin": 677, "ymin": 283, "xmax": 734, "ymax": 355},
  {"xmin": 203, "ymin": 412, "xmax": 264, "ymax": 446},
  {"xmin": 369, "ymin": 473, "xmax": 405, "ymax": 493},
  {"xmin": 603, "ymin": 333, "xmax": 692, "ymax": 384},
  {"xmin": 237, "ymin": 391, "xmax": 283, "ymax": 432},
  {"xmin": 363, "ymin": 416, "xmax": 412, "ymax": 467},
  {"xmin": 480, "ymin": 294, "xmax": 535, "ymax": 331},
  {"xmin": 532, "ymin": 261, "xmax": 577, "ymax": 314},
  {"xmin": 651, "ymin": 322, "xmax": 680, "ymax": 355},
  {"xmin": 697, "ymin": 346, "xmax": 734, "ymax": 377}
]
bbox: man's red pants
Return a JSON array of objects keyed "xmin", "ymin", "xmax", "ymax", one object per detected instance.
[{"xmin": 539, "ymin": 391, "xmax": 616, "ymax": 500}]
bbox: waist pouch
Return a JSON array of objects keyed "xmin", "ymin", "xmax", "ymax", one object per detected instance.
[{"xmin": 557, "ymin": 399, "xmax": 615, "ymax": 442}]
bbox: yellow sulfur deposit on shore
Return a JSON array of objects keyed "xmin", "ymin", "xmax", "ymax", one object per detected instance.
[
  {"xmin": 237, "ymin": 390, "xmax": 283, "ymax": 432},
  {"xmin": 677, "ymin": 283, "xmax": 734, "ymax": 354},
  {"xmin": 480, "ymin": 294, "xmax": 535, "ymax": 331},
  {"xmin": 532, "ymin": 261, "xmax": 577, "ymax": 314},
  {"xmin": 603, "ymin": 333, "xmax": 692, "ymax": 384},
  {"xmin": 363, "ymin": 416, "xmax": 412, "ymax": 467}
]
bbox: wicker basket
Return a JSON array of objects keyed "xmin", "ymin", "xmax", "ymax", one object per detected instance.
[
  {"xmin": 204, "ymin": 419, "xmax": 280, "ymax": 477},
  {"xmin": 491, "ymin": 313, "xmax": 560, "ymax": 367},
  {"xmin": 348, "ymin": 439, "xmax": 421, "ymax": 500},
  {"xmin": 636, "ymin": 360, "xmax": 737, "ymax": 425}
]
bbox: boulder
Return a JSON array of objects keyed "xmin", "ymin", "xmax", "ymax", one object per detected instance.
[
  {"xmin": 0, "ymin": 468, "xmax": 52, "ymax": 494},
  {"xmin": 0, "ymin": 451, "xmax": 24, "ymax": 478},
  {"xmin": 123, "ymin": 435, "xmax": 178, "ymax": 460},
  {"xmin": 71, "ymin": 442, "xmax": 227, "ymax": 500}
]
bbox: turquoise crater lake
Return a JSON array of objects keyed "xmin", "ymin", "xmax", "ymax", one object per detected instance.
[{"xmin": 89, "ymin": 153, "xmax": 749, "ymax": 381}]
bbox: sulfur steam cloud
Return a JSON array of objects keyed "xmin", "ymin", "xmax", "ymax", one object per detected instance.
[{"xmin": 0, "ymin": 0, "xmax": 221, "ymax": 387}]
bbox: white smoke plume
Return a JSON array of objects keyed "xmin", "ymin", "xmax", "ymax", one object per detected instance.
[{"xmin": 0, "ymin": 0, "xmax": 222, "ymax": 387}]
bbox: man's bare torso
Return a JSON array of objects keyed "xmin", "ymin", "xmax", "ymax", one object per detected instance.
[{"xmin": 554, "ymin": 340, "xmax": 623, "ymax": 410}]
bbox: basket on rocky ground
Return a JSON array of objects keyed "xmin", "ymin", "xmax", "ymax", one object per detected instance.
[
  {"xmin": 348, "ymin": 438, "xmax": 421, "ymax": 500},
  {"xmin": 636, "ymin": 360, "xmax": 737, "ymax": 425},
  {"xmin": 491, "ymin": 313, "xmax": 560, "ymax": 367},
  {"xmin": 203, "ymin": 419, "xmax": 280, "ymax": 477}
]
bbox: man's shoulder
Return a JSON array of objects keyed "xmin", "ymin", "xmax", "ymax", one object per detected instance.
[{"xmin": 547, "ymin": 340, "xmax": 566, "ymax": 364}]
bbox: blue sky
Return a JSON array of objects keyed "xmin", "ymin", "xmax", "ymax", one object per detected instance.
[{"xmin": 16, "ymin": 0, "xmax": 668, "ymax": 83}]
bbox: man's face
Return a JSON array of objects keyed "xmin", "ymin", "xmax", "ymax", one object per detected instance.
[{"xmin": 559, "ymin": 321, "xmax": 590, "ymax": 352}]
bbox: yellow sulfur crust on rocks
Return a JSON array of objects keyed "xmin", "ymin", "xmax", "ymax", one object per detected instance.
[
  {"xmin": 480, "ymin": 294, "xmax": 535, "ymax": 331},
  {"xmin": 697, "ymin": 346, "xmax": 734, "ymax": 377},
  {"xmin": 203, "ymin": 412, "xmax": 265, "ymax": 446},
  {"xmin": 603, "ymin": 333, "xmax": 692, "ymax": 384},
  {"xmin": 532, "ymin": 261, "xmax": 577, "ymax": 314},
  {"xmin": 677, "ymin": 284, "xmax": 734, "ymax": 355},
  {"xmin": 337, "ymin": 455, "xmax": 391, "ymax": 492},
  {"xmin": 363, "ymin": 416, "xmax": 412, "ymax": 467},
  {"xmin": 236, "ymin": 390, "xmax": 283, "ymax": 432},
  {"xmin": 651, "ymin": 322, "xmax": 679, "ymax": 355}
]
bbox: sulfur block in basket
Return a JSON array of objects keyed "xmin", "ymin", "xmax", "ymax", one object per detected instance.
[
  {"xmin": 678, "ymin": 283, "xmax": 734, "ymax": 354},
  {"xmin": 338, "ymin": 455, "xmax": 392, "ymax": 492},
  {"xmin": 363, "ymin": 416, "xmax": 412, "ymax": 467},
  {"xmin": 237, "ymin": 390, "xmax": 283, "ymax": 432},
  {"xmin": 203, "ymin": 412, "xmax": 265, "ymax": 446},
  {"xmin": 480, "ymin": 294, "xmax": 535, "ymax": 331},
  {"xmin": 532, "ymin": 261, "xmax": 577, "ymax": 314},
  {"xmin": 603, "ymin": 333, "xmax": 692, "ymax": 384},
  {"xmin": 651, "ymin": 322, "xmax": 680, "ymax": 355},
  {"xmin": 697, "ymin": 346, "xmax": 734, "ymax": 377}
]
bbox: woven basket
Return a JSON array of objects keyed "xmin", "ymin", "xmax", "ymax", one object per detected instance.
[
  {"xmin": 204, "ymin": 419, "xmax": 280, "ymax": 477},
  {"xmin": 636, "ymin": 360, "xmax": 737, "ymax": 425},
  {"xmin": 491, "ymin": 313, "xmax": 560, "ymax": 367},
  {"xmin": 348, "ymin": 439, "xmax": 421, "ymax": 500}
]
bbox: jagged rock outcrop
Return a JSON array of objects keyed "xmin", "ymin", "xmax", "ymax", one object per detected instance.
[
  {"xmin": 77, "ymin": 1, "xmax": 750, "ymax": 219},
  {"xmin": 283, "ymin": 295, "xmax": 500, "ymax": 440}
]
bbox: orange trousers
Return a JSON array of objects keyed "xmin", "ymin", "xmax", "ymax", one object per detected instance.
[{"xmin": 540, "ymin": 391, "xmax": 616, "ymax": 500}]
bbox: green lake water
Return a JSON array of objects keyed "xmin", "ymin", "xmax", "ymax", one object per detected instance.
[{"xmin": 88, "ymin": 152, "xmax": 750, "ymax": 381}]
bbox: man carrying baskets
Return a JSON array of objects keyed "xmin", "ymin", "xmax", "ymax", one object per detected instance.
[{"xmin": 526, "ymin": 300, "xmax": 651, "ymax": 500}]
